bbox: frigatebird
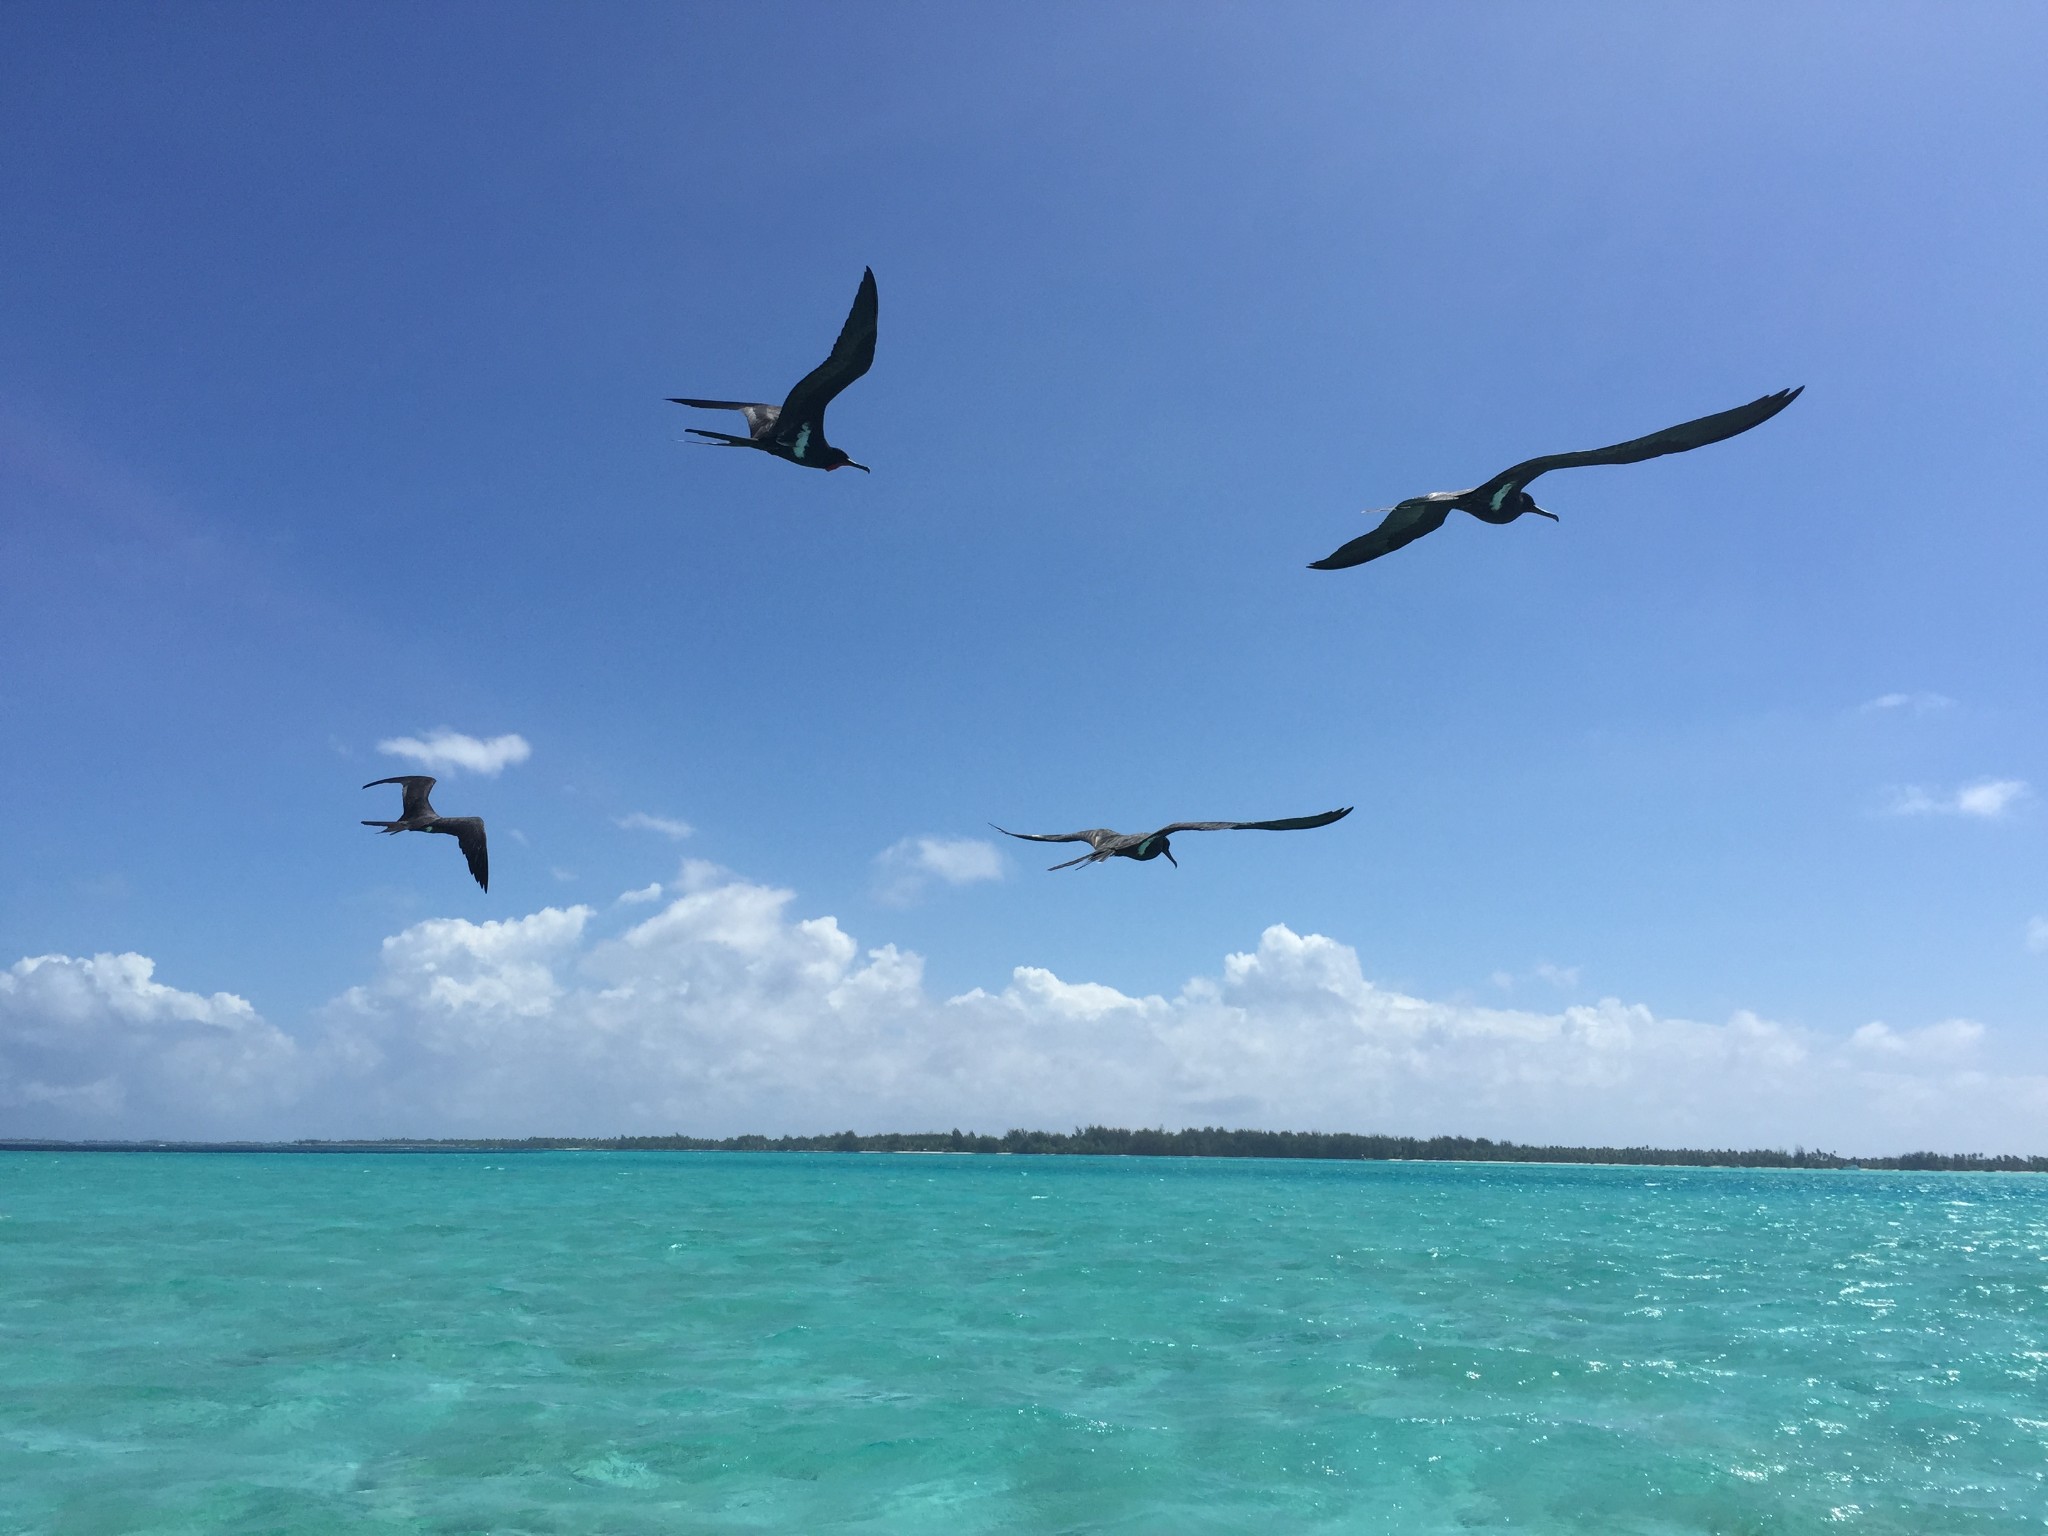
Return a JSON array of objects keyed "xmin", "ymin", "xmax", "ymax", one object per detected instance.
[
  {"xmin": 994, "ymin": 807, "xmax": 1352, "ymax": 870},
  {"xmin": 669, "ymin": 267, "xmax": 877, "ymax": 472},
  {"xmin": 361, "ymin": 776, "xmax": 488, "ymax": 892},
  {"xmin": 1309, "ymin": 387, "xmax": 1801, "ymax": 570}
]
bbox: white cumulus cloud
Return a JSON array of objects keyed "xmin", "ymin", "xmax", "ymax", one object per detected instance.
[
  {"xmin": 8, "ymin": 867, "xmax": 2048, "ymax": 1152},
  {"xmin": 0, "ymin": 953, "xmax": 303, "ymax": 1137},
  {"xmin": 1886, "ymin": 779, "xmax": 2028, "ymax": 819},
  {"xmin": 873, "ymin": 836, "xmax": 1006, "ymax": 905},
  {"xmin": 376, "ymin": 730, "xmax": 531, "ymax": 776},
  {"xmin": 616, "ymin": 813, "xmax": 694, "ymax": 840},
  {"xmin": 1955, "ymin": 780, "xmax": 2027, "ymax": 817}
]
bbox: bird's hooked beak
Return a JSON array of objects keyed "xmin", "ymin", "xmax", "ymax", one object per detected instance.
[
  {"xmin": 1163, "ymin": 847, "xmax": 1178, "ymax": 867},
  {"xmin": 1529, "ymin": 503, "xmax": 1559, "ymax": 521},
  {"xmin": 843, "ymin": 460, "xmax": 870, "ymax": 473}
]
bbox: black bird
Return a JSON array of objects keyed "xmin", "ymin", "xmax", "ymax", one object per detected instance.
[
  {"xmin": 994, "ymin": 807, "xmax": 1352, "ymax": 870},
  {"xmin": 669, "ymin": 267, "xmax": 877, "ymax": 472},
  {"xmin": 1309, "ymin": 387, "xmax": 1802, "ymax": 570},
  {"xmin": 361, "ymin": 777, "xmax": 488, "ymax": 892}
]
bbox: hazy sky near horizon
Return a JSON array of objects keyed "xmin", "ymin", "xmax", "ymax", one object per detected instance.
[{"xmin": 4, "ymin": 4, "xmax": 2047, "ymax": 1147}]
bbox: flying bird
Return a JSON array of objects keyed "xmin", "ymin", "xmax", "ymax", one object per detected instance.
[
  {"xmin": 1309, "ymin": 387, "xmax": 1802, "ymax": 570},
  {"xmin": 994, "ymin": 807, "xmax": 1352, "ymax": 870},
  {"xmin": 669, "ymin": 267, "xmax": 877, "ymax": 472},
  {"xmin": 361, "ymin": 777, "xmax": 488, "ymax": 892}
]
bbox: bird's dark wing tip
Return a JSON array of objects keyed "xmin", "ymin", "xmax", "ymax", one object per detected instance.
[
  {"xmin": 1307, "ymin": 545, "xmax": 1374, "ymax": 571},
  {"xmin": 452, "ymin": 821, "xmax": 489, "ymax": 892}
]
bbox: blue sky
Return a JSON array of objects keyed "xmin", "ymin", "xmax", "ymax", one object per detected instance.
[{"xmin": 4, "ymin": 4, "xmax": 2046, "ymax": 1146}]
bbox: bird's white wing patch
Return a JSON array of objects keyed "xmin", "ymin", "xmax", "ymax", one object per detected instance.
[
  {"xmin": 791, "ymin": 424, "xmax": 812, "ymax": 459},
  {"xmin": 1489, "ymin": 483, "xmax": 1514, "ymax": 512}
]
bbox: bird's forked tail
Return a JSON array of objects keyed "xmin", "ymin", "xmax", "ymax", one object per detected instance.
[{"xmin": 361, "ymin": 820, "xmax": 403, "ymax": 834}]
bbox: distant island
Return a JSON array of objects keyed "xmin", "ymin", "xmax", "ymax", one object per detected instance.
[{"xmin": 3, "ymin": 1126, "xmax": 2043, "ymax": 1171}]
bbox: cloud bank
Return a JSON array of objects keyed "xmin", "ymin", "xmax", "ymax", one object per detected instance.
[
  {"xmin": 5, "ymin": 864, "xmax": 2044, "ymax": 1152},
  {"xmin": 376, "ymin": 730, "xmax": 532, "ymax": 776},
  {"xmin": 1, "ymin": 953, "xmax": 303, "ymax": 1133}
]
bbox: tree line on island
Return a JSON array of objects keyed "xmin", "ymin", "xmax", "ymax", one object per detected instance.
[
  {"xmin": 10, "ymin": 1126, "xmax": 2039, "ymax": 1171},
  {"xmin": 480, "ymin": 1126, "xmax": 2048, "ymax": 1171}
]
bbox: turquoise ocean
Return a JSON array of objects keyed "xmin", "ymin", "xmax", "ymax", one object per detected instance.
[{"xmin": 2, "ymin": 1151, "xmax": 2043, "ymax": 1533}]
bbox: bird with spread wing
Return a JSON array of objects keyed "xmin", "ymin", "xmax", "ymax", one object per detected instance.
[
  {"xmin": 994, "ymin": 807, "xmax": 1352, "ymax": 870},
  {"xmin": 669, "ymin": 267, "xmax": 877, "ymax": 473},
  {"xmin": 1310, "ymin": 387, "xmax": 1801, "ymax": 570},
  {"xmin": 361, "ymin": 777, "xmax": 489, "ymax": 892}
]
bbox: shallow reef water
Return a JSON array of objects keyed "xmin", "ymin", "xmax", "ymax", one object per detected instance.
[{"xmin": 1, "ymin": 1150, "xmax": 2044, "ymax": 1533}]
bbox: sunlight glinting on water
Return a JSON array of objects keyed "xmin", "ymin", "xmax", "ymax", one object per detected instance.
[{"xmin": 2, "ymin": 1152, "xmax": 2044, "ymax": 1533}]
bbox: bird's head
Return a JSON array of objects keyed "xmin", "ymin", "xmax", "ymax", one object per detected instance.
[
  {"xmin": 1134, "ymin": 834, "xmax": 1176, "ymax": 866},
  {"xmin": 1518, "ymin": 491, "xmax": 1558, "ymax": 521}
]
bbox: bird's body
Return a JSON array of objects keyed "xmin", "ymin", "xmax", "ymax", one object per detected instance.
[
  {"xmin": 1309, "ymin": 387, "xmax": 1802, "ymax": 570},
  {"xmin": 361, "ymin": 776, "xmax": 488, "ymax": 891},
  {"xmin": 995, "ymin": 807, "xmax": 1352, "ymax": 870},
  {"xmin": 670, "ymin": 268, "xmax": 877, "ymax": 472}
]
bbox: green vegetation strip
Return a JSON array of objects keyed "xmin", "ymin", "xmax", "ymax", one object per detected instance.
[{"xmin": 3, "ymin": 1127, "xmax": 2043, "ymax": 1170}]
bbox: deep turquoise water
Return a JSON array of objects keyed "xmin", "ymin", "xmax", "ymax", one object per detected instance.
[{"xmin": 1, "ymin": 1153, "xmax": 2044, "ymax": 1534}]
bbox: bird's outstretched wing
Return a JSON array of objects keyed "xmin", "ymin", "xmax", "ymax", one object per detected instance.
[
  {"xmin": 991, "ymin": 824, "xmax": 1106, "ymax": 845},
  {"xmin": 364, "ymin": 776, "xmax": 436, "ymax": 819},
  {"xmin": 434, "ymin": 817, "xmax": 488, "ymax": 892},
  {"xmin": 1154, "ymin": 807, "xmax": 1353, "ymax": 837},
  {"xmin": 776, "ymin": 267, "xmax": 877, "ymax": 432},
  {"xmin": 1469, "ymin": 387, "xmax": 1803, "ymax": 509},
  {"xmin": 666, "ymin": 399, "xmax": 781, "ymax": 439},
  {"xmin": 991, "ymin": 824, "xmax": 1116, "ymax": 870},
  {"xmin": 1309, "ymin": 499, "xmax": 1453, "ymax": 570}
]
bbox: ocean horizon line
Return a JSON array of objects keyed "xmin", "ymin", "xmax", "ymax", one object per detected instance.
[{"xmin": 4, "ymin": 1126, "xmax": 2044, "ymax": 1172}]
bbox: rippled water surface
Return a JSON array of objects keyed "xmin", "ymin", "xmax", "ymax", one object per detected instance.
[{"xmin": 2, "ymin": 1151, "xmax": 2044, "ymax": 1533}]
